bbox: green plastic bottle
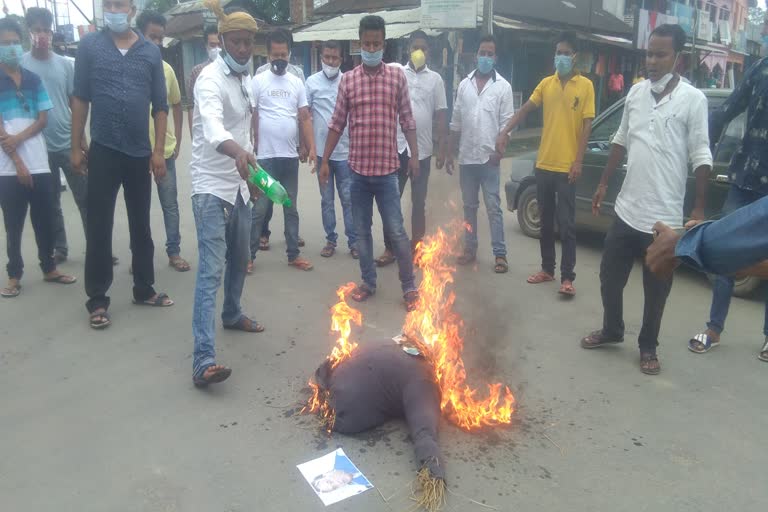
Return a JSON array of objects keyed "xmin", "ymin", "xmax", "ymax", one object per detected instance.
[{"xmin": 247, "ymin": 164, "xmax": 292, "ymax": 207}]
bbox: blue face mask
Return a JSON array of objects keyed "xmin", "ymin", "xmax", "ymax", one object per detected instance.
[
  {"xmin": 361, "ymin": 49, "xmax": 383, "ymax": 67},
  {"xmin": 222, "ymin": 50, "xmax": 249, "ymax": 74},
  {"xmin": 104, "ymin": 12, "xmax": 130, "ymax": 33},
  {"xmin": 0, "ymin": 44, "xmax": 22, "ymax": 67},
  {"xmin": 477, "ymin": 56, "xmax": 495, "ymax": 75},
  {"xmin": 555, "ymin": 55, "xmax": 574, "ymax": 76}
]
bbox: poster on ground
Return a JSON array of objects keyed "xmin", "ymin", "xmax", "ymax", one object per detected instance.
[
  {"xmin": 421, "ymin": 0, "xmax": 478, "ymax": 29},
  {"xmin": 297, "ymin": 448, "xmax": 373, "ymax": 506}
]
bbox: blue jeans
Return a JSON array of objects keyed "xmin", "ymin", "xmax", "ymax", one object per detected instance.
[
  {"xmin": 191, "ymin": 193, "xmax": 251, "ymax": 379},
  {"xmin": 156, "ymin": 157, "xmax": 181, "ymax": 257},
  {"xmin": 250, "ymin": 158, "xmax": 300, "ymax": 261},
  {"xmin": 317, "ymin": 158, "xmax": 356, "ymax": 249},
  {"xmin": 350, "ymin": 171, "xmax": 416, "ymax": 294},
  {"xmin": 460, "ymin": 164, "xmax": 506, "ymax": 257},
  {"xmin": 707, "ymin": 185, "xmax": 768, "ymax": 336}
]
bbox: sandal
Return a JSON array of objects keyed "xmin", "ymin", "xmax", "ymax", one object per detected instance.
[
  {"xmin": 404, "ymin": 291, "xmax": 420, "ymax": 312},
  {"xmin": 457, "ymin": 251, "xmax": 476, "ymax": 266},
  {"xmin": 321, "ymin": 243, "xmax": 336, "ymax": 258},
  {"xmin": 289, "ymin": 257, "xmax": 314, "ymax": 271},
  {"xmin": 559, "ymin": 280, "xmax": 576, "ymax": 296},
  {"xmin": 494, "ymin": 257, "xmax": 509, "ymax": 274},
  {"xmin": 1, "ymin": 281, "xmax": 21, "ymax": 298},
  {"xmin": 528, "ymin": 271, "xmax": 555, "ymax": 284},
  {"xmin": 350, "ymin": 284, "xmax": 375, "ymax": 303},
  {"xmin": 89, "ymin": 309, "xmax": 111, "ymax": 330},
  {"xmin": 688, "ymin": 332, "xmax": 720, "ymax": 354},
  {"xmin": 350, "ymin": 248, "xmax": 360, "ymax": 260},
  {"xmin": 169, "ymin": 256, "xmax": 191, "ymax": 272},
  {"xmin": 224, "ymin": 315, "xmax": 265, "ymax": 333},
  {"xmin": 259, "ymin": 236, "xmax": 270, "ymax": 251},
  {"xmin": 375, "ymin": 251, "xmax": 396, "ymax": 267},
  {"xmin": 581, "ymin": 330, "xmax": 624, "ymax": 349},
  {"xmin": 640, "ymin": 353, "xmax": 661, "ymax": 375},
  {"xmin": 133, "ymin": 292, "xmax": 174, "ymax": 307},
  {"xmin": 758, "ymin": 339, "xmax": 768, "ymax": 363},
  {"xmin": 44, "ymin": 273, "xmax": 77, "ymax": 285},
  {"xmin": 193, "ymin": 365, "xmax": 232, "ymax": 388},
  {"xmin": 298, "ymin": 237, "xmax": 306, "ymax": 248}
]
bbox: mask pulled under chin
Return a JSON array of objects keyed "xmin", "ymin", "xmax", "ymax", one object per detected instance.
[
  {"xmin": 650, "ymin": 53, "xmax": 679, "ymax": 94},
  {"xmin": 223, "ymin": 51, "xmax": 249, "ymax": 74}
]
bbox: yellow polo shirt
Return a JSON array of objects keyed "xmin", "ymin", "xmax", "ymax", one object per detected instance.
[
  {"xmin": 149, "ymin": 61, "xmax": 181, "ymax": 160},
  {"xmin": 529, "ymin": 73, "xmax": 595, "ymax": 173}
]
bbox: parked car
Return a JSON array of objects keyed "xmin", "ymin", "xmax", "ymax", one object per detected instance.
[{"xmin": 504, "ymin": 88, "xmax": 762, "ymax": 297}]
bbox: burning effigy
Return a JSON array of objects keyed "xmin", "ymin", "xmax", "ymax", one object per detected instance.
[{"xmin": 303, "ymin": 223, "xmax": 515, "ymax": 511}]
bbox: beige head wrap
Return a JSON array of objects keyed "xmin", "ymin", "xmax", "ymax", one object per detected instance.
[{"xmin": 204, "ymin": 0, "xmax": 259, "ymax": 33}]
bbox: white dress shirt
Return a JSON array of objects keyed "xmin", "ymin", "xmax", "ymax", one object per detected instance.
[
  {"xmin": 613, "ymin": 79, "xmax": 713, "ymax": 233},
  {"xmin": 190, "ymin": 56, "xmax": 253, "ymax": 205},
  {"xmin": 394, "ymin": 63, "xmax": 448, "ymax": 159},
  {"xmin": 306, "ymin": 70, "xmax": 349, "ymax": 160},
  {"xmin": 450, "ymin": 70, "xmax": 515, "ymax": 166}
]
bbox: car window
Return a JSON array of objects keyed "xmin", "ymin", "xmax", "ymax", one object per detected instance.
[
  {"xmin": 714, "ymin": 112, "xmax": 747, "ymax": 165},
  {"xmin": 589, "ymin": 105, "xmax": 623, "ymax": 143}
]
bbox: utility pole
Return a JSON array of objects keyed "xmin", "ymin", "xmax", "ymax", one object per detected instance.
[
  {"xmin": 482, "ymin": 0, "xmax": 494, "ymax": 35},
  {"xmin": 690, "ymin": 7, "xmax": 699, "ymax": 80}
]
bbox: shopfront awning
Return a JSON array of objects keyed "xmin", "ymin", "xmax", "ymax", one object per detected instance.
[
  {"xmin": 493, "ymin": 15, "xmax": 632, "ymax": 49},
  {"xmin": 293, "ymin": 8, "xmax": 446, "ymax": 42},
  {"xmin": 685, "ymin": 42, "xmax": 729, "ymax": 56}
]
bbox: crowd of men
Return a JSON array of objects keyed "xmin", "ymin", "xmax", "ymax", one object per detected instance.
[{"xmin": 0, "ymin": 0, "xmax": 766, "ymax": 386}]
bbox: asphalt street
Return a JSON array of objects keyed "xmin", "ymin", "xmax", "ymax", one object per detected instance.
[{"xmin": 1, "ymin": 130, "xmax": 766, "ymax": 512}]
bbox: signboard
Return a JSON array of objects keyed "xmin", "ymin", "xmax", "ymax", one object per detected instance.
[{"xmin": 421, "ymin": 0, "xmax": 478, "ymax": 29}]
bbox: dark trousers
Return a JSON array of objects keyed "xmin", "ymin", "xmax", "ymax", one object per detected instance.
[
  {"xmin": 85, "ymin": 142, "xmax": 155, "ymax": 312},
  {"xmin": 536, "ymin": 168, "xmax": 576, "ymax": 282},
  {"xmin": 0, "ymin": 174, "xmax": 56, "ymax": 279},
  {"xmin": 600, "ymin": 217, "xmax": 673, "ymax": 353},
  {"xmin": 384, "ymin": 151, "xmax": 431, "ymax": 251},
  {"xmin": 49, "ymin": 150, "xmax": 88, "ymax": 258},
  {"xmin": 250, "ymin": 157, "xmax": 300, "ymax": 261}
]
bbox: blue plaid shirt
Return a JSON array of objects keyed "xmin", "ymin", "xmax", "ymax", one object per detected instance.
[
  {"xmin": 73, "ymin": 29, "xmax": 168, "ymax": 158},
  {"xmin": 710, "ymin": 58, "xmax": 768, "ymax": 195}
]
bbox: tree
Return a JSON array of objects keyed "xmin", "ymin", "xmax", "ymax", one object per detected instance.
[
  {"xmin": 144, "ymin": 0, "xmax": 178, "ymax": 14},
  {"xmin": 231, "ymin": 0, "xmax": 290, "ymax": 23},
  {"xmin": 748, "ymin": 6, "xmax": 765, "ymax": 25}
]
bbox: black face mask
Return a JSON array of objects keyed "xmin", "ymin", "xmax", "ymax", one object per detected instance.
[{"xmin": 271, "ymin": 59, "xmax": 288, "ymax": 74}]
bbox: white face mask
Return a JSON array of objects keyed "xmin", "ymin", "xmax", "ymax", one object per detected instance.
[
  {"xmin": 650, "ymin": 53, "xmax": 679, "ymax": 94},
  {"xmin": 322, "ymin": 62, "xmax": 339, "ymax": 78},
  {"xmin": 207, "ymin": 47, "xmax": 220, "ymax": 62}
]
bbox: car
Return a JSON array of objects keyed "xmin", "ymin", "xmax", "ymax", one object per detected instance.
[{"xmin": 504, "ymin": 88, "xmax": 762, "ymax": 297}]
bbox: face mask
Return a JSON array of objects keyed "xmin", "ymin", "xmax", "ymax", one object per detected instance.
[
  {"xmin": 0, "ymin": 44, "xmax": 22, "ymax": 67},
  {"xmin": 361, "ymin": 49, "xmax": 383, "ymax": 67},
  {"xmin": 650, "ymin": 53, "xmax": 679, "ymax": 94},
  {"xmin": 410, "ymin": 49, "xmax": 426, "ymax": 69},
  {"xmin": 477, "ymin": 55, "xmax": 494, "ymax": 75},
  {"xmin": 555, "ymin": 55, "xmax": 573, "ymax": 76},
  {"xmin": 322, "ymin": 62, "xmax": 339, "ymax": 79},
  {"xmin": 207, "ymin": 47, "xmax": 220, "ymax": 62},
  {"xmin": 104, "ymin": 12, "xmax": 130, "ymax": 33},
  {"xmin": 222, "ymin": 50, "xmax": 249, "ymax": 74},
  {"xmin": 31, "ymin": 32, "xmax": 51, "ymax": 51},
  {"xmin": 271, "ymin": 58, "xmax": 288, "ymax": 74}
]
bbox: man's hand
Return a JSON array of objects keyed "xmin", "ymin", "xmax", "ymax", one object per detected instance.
[
  {"xmin": 307, "ymin": 151, "xmax": 317, "ymax": 169},
  {"xmin": 173, "ymin": 142, "xmax": 181, "ymax": 160},
  {"xmin": 408, "ymin": 155, "xmax": 420, "ymax": 179},
  {"xmin": 436, "ymin": 147, "xmax": 446, "ymax": 170},
  {"xmin": 592, "ymin": 184, "xmax": 607, "ymax": 216},
  {"xmin": 71, "ymin": 148, "xmax": 87, "ymax": 176},
  {"xmin": 299, "ymin": 144, "xmax": 309, "ymax": 163},
  {"xmin": 646, "ymin": 222, "xmax": 682, "ymax": 279},
  {"xmin": 319, "ymin": 159, "xmax": 330, "ymax": 187},
  {"xmin": 445, "ymin": 155, "xmax": 455, "ymax": 176},
  {"xmin": 495, "ymin": 133, "xmax": 509, "ymax": 155},
  {"xmin": 150, "ymin": 151, "xmax": 167, "ymax": 181},
  {"xmin": 488, "ymin": 151, "xmax": 503, "ymax": 167},
  {"xmin": 15, "ymin": 159, "xmax": 33, "ymax": 188},
  {"xmin": 0, "ymin": 134, "xmax": 19, "ymax": 155},
  {"xmin": 568, "ymin": 161, "xmax": 582, "ymax": 184},
  {"xmin": 689, "ymin": 207, "xmax": 706, "ymax": 223},
  {"xmin": 235, "ymin": 149, "xmax": 257, "ymax": 182},
  {"xmin": 247, "ymin": 182, "xmax": 263, "ymax": 201}
]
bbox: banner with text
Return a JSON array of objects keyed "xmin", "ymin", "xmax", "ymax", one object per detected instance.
[{"xmin": 421, "ymin": 0, "xmax": 478, "ymax": 29}]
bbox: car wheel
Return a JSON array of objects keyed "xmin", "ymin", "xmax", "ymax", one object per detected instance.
[
  {"xmin": 516, "ymin": 185, "xmax": 541, "ymax": 239},
  {"xmin": 706, "ymin": 273, "xmax": 763, "ymax": 298}
]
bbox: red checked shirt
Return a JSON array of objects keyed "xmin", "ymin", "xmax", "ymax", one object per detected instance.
[{"xmin": 328, "ymin": 63, "xmax": 416, "ymax": 176}]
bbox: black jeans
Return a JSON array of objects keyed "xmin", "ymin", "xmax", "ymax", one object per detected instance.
[
  {"xmin": 384, "ymin": 151, "xmax": 431, "ymax": 251},
  {"xmin": 85, "ymin": 142, "xmax": 156, "ymax": 312},
  {"xmin": 536, "ymin": 169, "xmax": 576, "ymax": 282},
  {"xmin": 600, "ymin": 217, "xmax": 673, "ymax": 353},
  {"xmin": 49, "ymin": 149, "xmax": 88, "ymax": 258},
  {"xmin": 0, "ymin": 174, "xmax": 56, "ymax": 279}
]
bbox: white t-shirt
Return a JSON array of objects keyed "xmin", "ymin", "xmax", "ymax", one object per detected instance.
[
  {"xmin": 612, "ymin": 80, "xmax": 712, "ymax": 233},
  {"xmin": 251, "ymin": 70, "xmax": 307, "ymax": 159}
]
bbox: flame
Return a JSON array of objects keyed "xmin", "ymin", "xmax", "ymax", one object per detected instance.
[{"xmin": 304, "ymin": 224, "xmax": 515, "ymax": 432}]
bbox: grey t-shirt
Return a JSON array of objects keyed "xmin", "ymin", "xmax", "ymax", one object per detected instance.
[{"xmin": 21, "ymin": 52, "xmax": 74, "ymax": 153}]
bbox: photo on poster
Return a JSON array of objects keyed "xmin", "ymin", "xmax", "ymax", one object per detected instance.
[{"xmin": 297, "ymin": 448, "xmax": 373, "ymax": 506}]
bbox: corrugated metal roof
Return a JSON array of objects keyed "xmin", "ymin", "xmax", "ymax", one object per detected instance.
[
  {"xmin": 314, "ymin": 0, "xmax": 418, "ymax": 16},
  {"xmin": 165, "ymin": 0, "xmax": 234, "ymax": 16},
  {"xmin": 294, "ymin": 7, "xmax": 447, "ymax": 42}
]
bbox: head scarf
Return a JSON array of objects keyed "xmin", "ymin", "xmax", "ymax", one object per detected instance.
[{"xmin": 204, "ymin": 0, "xmax": 259, "ymax": 33}]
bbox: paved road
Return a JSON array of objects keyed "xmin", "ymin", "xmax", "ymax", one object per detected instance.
[{"xmin": 2, "ymin": 134, "xmax": 766, "ymax": 512}]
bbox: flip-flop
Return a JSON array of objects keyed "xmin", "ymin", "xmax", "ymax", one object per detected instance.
[
  {"xmin": 288, "ymin": 257, "xmax": 314, "ymax": 271},
  {"xmin": 688, "ymin": 332, "xmax": 720, "ymax": 354},
  {"xmin": 494, "ymin": 257, "xmax": 509, "ymax": 274},
  {"xmin": 559, "ymin": 281, "xmax": 576, "ymax": 297},
  {"xmin": 193, "ymin": 365, "xmax": 232, "ymax": 388},
  {"xmin": 581, "ymin": 330, "xmax": 624, "ymax": 349},
  {"xmin": 44, "ymin": 274, "xmax": 77, "ymax": 284},
  {"xmin": 350, "ymin": 284, "xmax": 375, "ymax": 303},
  {"xmin": 375, "ymin": 252, "xmax": 396, "ymax": 267},
  {"xmin": 259, "ymin": 237, "xmax": 270, "ymax": 251},
  {"xmin": 640, "ymin": 353, "xmax": 661, "ymax": 375},
  {"xmin": 133, "ymin": 292, "xmax": 174, "ymax": 307},
  {"xmin": 89, "ymin": 310, "xmax": 111, "ymax": 330},
  {"xmin": 169, "ymin": 257, "xmax": 191, "ymax": 272},
  {"xmin": 528, "ymin": 271, "xmax": 555, "ymax": 284},
  {"xmin": 223, "ymin": 315, "xmax": 265, "ymax": 333},
  {"xmin": 321, "ymin": 244, "xmax": 336, "ymax": 258},
  {"xmin": 1, "ymin": 283, "xmax": 21, "ymax": 298},
  {"xmin": 758, "ymin": 339, "xmax": 768, "ymax": 363}
]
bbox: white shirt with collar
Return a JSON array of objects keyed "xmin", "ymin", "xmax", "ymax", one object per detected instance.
[
  {"xmin": 190, "ymin": 55, "xmax": 253, "ymax": 205},
  {"xmin": 450, "ymin": 69, "xmax": 515, "ymax": 166},
  {"xmin": 393, "ymin": 63, "xmax": 448, "ymax": 159},
  {"xmin": 612, "ymin": 78, "xmax": 712, "ymax": 233}
]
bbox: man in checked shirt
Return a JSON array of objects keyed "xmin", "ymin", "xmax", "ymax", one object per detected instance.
[{"xmin": 320, "ymin": 15, "xmax": 421, "ymax": 312}]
